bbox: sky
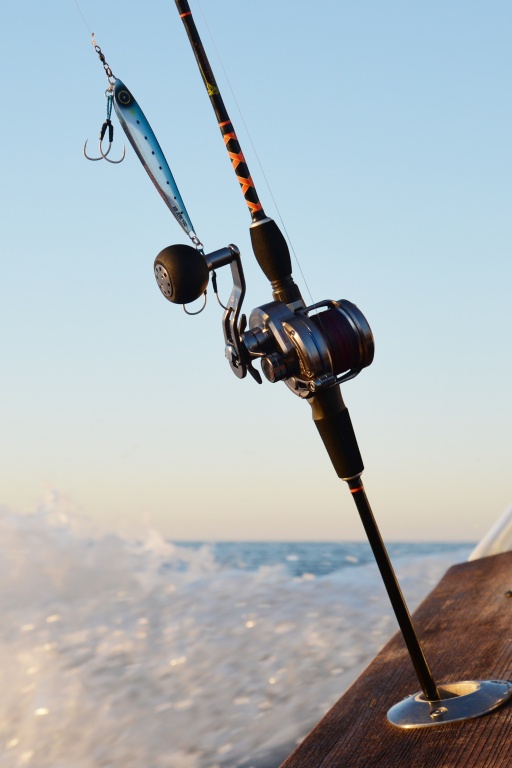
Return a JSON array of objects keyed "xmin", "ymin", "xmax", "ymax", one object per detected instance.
[{"xmin": 1, "ymin": 0, "xmax": 510, "ymax": 541}]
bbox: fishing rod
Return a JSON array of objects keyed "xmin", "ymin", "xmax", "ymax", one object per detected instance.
[
  {"xmin": 168, "ymin": 0, "xmax": 512, "ymax": 727},
  {"xmin": 170, "ymin": 0, "xmax": 444, "ymax": 711},
  {"xmin": 83, "ymin": 5, "xmax": 512, "ymax": 728}
]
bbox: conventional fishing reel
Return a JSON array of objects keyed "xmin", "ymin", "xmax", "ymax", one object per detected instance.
[{"xmin": 154, "ymin": 239, "xmax": 374, "ymax": 400}]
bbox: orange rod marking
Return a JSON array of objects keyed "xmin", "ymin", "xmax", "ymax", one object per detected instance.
[
  {"xmin": 221, "ymin": 129, "xmax": 262, "ymax": 211},
  {"xmin": 223, "ymin": 131, "xmax": 242, "ymax": 149},
  {"xmin": 229, "ymin": 150, "xmax": 249, "ymax": 167},
  {"xmin": 223, "ymin": 132, "xmax": 249, "ymax": 169},
  {"xmin": 180, "ymin": 12, "xmax": 191, "ymax": 18},
  {"xmin": 246, "ymin": 200, "xmax": 263, "ymax": 212},
  {"xmin": 350, "ymin": 485, "xmax": 363, "ymax": 494},
  {"xmin": 237, "ymin": 175, "xmax": 256, "ymax": 194}
]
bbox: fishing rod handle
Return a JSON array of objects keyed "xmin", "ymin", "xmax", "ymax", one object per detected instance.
[
  {"xmin": 309, "ymin": 387, "xmax": 364, "ymax": 480},
  {"xmin": 250, "ymin": 218, "xmax": 302, "ymax": 304}
]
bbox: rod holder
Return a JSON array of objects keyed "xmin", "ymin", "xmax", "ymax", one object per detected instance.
[{"xmin": 387, "ymin": 680, "xmax": 512, "ymax": 728}]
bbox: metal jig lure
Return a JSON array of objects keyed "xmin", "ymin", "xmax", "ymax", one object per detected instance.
[
  {"xmin": 111, "ymin": 79, "xmax": 201, "ymax": 248},
  {"xmin": 85, "ymin": 36, "xmax": 203, "ymax": 251},
  {"xmin": 85, "ymin": 35, "xmax": 211, "ymax": 311}
]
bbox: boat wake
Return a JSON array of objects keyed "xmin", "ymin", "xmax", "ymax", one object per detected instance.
[{"xmin": 0, "ymin": 495, "xmax": 471, "ymax": 767}]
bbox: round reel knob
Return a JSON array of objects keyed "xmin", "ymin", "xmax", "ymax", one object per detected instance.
[{"xmin": 154, "ymin": 244, "xmax": 209, "ymax": 304}]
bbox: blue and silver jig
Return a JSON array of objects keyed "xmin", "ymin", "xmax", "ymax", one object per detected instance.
[
  {"xmin": 111, "ymin": 80, "xmax": 201, "ymax": 247},
  {"xmin": 84, "ymin": 37, "xmax": 202, "ymax": 251}
]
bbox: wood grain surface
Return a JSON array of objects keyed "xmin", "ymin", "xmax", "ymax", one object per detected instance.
[{"xmin": 280, "ymin": 551, "xmax": 512, "ymax": 767}]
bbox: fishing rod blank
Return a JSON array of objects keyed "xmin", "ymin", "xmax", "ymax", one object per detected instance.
[
  {"xmin": 175, "ymin": 0, "xmax": 302, "ymax": 307},
  {"xmin": 177, "ymin": 0, "xmax": 263, "ymax": 221}
]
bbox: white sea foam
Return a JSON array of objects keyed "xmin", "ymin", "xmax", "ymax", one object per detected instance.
[{"xmin": 0, "ymin": 495, "xmax": 470, "ymax": 768}]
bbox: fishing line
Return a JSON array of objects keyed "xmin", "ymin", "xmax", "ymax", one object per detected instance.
[
  {"xmin": 195, "ymin": 0, "xmax": 316, "ymax": 307},
  {"xmin": 73, "ymin": 0, "xmax": 93, "ymax": 35}
]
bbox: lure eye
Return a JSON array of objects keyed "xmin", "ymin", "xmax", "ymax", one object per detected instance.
[{"xmin": 117, "ymin": 89, "xmax": 132, "ymax": 106}]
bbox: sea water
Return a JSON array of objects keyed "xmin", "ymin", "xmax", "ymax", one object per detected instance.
[{"xmin": 1, "ymin": 499, "xmax": 472, "ymax": 768}]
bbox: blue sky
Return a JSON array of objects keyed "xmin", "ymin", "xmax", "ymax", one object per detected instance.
[{"xmin": 1, "ymin": 0, "xmax": 510, "ymax": 540}]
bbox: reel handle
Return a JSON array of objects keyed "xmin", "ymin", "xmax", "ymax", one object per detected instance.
[{"xmin": 154, "ymin": 244, "xmax": 209, "ymax": 304}]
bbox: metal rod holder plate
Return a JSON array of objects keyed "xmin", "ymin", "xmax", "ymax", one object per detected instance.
[{"xmin": 387, "ymin": 679, "xmax": 512, "ymax": 728}]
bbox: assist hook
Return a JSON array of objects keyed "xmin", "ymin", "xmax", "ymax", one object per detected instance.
[{"xmin": 84, "ymin": 88, "xmax": 126, "ymax": 163}]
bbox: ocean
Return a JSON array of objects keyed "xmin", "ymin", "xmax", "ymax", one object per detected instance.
[{"xmin": 1, "ymin": 505, "xmax": 473, "ymax": 768}]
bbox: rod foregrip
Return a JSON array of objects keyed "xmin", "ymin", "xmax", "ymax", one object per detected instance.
[
  {"xmin": 310, "ymin": 387, "xmax": 364, "ymax": 480},
  {"xmin": 250, "ymin": 218, "xmax": 303, "ymax": 304}
]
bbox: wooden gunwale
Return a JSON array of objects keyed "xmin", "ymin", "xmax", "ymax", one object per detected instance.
[{"xmin": 280, "ymin": 551, "xmax": 512, "ymax": 768}]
